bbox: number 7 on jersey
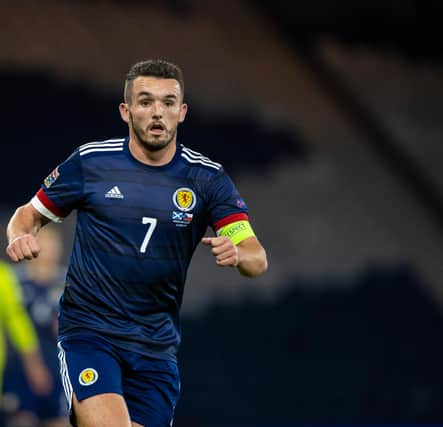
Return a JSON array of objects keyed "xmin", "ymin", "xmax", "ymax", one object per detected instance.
[{"xmin": 140, "ymin": 217, "xmax": 158, "ymax": 253}]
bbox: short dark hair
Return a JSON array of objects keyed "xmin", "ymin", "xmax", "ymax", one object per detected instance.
[{"xmin": 124, "ymin": 59, "xmax": 185, "ymax": 103}]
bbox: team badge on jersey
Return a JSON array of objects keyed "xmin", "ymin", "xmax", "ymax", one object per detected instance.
[
  {"xmin": 44, "ymin": 167, "xmax": 59, "ymax": 188},
  {"xmin": 173, "ymin": 187, "xmax": 196, "ymax": 212},
  {"xmin": 78, "ymin": 368, "xmax": 98, "ymax": 386}
]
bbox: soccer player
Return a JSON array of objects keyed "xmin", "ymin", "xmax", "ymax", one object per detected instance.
[
  {"xmin": 0, "ymin": 260, "xmax": 52, "ymax": 404},
  {"xmin": 2, "ymin": 226, "xmax": 68, "ymax": 427},
  {"xmin": 5, "ymin": 59, "xmax": 268, "ymax": 427}
]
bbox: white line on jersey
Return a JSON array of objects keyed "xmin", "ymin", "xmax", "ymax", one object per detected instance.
[
  {"xmin": 80, "ymin": 138, "xmax": 125, "ymax": 150},
  {"xmin": 181, "ymin": 152, "xmax": 221, "ymax": 170},
  {"xmin": 181, "ymin": 146, "xmax": 222, "ymax": 168},
  {"xmin": 79, "ymin": 142, "xmax": 123, "ymax": 151},
  {"xmin": 79, "ymin": 147, "xmax": 124, "ymax": 156}
]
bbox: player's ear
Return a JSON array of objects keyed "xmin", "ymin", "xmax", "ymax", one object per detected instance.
[
  {"xmin": 119, "ymin": 103, "xmax": 129, "ymax": 124},
  {"xmin": 179, "ymin": 103, "xmax": 188, "ymax": 123}
]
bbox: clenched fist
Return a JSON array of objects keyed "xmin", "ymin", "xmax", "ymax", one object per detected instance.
[
  {"xmin": 201, "ymin": 236, "xmax": 239, "ymax": 267},
  {"xmin": 6, "ymin": 234, "xmax": 41, "ymax": 262}
]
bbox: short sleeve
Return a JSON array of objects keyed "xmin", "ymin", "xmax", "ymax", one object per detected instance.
[
  {"xmin": 31, "ymin": 149, "xmax": 84, "ymax": 222},
  {"xmin": 206, "ymin": 169, "xmax": 250, "ymax": 233}
]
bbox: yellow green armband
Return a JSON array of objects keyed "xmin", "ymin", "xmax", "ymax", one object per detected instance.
[{"xmin": 216, "ymin": 220, "xmax": 256, "ymax": 245}]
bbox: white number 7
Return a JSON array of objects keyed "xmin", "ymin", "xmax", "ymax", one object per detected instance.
[{"xmin": 140, "ymin": 217, "xmax": 158, "ymax": 253}]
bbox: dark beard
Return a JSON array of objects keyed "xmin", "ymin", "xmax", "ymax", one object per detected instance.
[{"xmin": 130, "ymin": 113, "xmax": 176, "ymax": 152}]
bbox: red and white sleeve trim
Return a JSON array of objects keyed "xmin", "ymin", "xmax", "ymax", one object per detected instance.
[
  {"xmin": 31, "ymin": 189, "xmax": 65, "ymax": 223},
  {"xmin": 213, "ymin": 212, "xmax": 249, "ymax": 232}
]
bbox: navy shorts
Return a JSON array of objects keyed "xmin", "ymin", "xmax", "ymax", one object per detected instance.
[{"xmin": 57, "ymin": 335, "xmax": 180, "ymax": 427}]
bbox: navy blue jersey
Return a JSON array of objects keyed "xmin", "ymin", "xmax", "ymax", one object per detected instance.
[{"xmin": 32, "ymin": 138, "xmax": 249, "ymax": 361}]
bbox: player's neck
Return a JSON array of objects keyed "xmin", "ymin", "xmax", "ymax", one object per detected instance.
[{"xmin": 128, "ymin": 136, "xmax": 177, "ymax": 166}]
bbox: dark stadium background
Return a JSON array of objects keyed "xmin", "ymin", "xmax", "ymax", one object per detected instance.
[{"xmin": 1, "ymin": 1, "xmax": 443, "ymax": 425}]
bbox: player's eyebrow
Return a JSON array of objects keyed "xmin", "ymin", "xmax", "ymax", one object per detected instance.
[{"xmin": 137, "ymin": 91, "xmax": 178, "ymax": 100}]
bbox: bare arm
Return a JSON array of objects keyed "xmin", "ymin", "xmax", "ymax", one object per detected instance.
[
  {"xmin": 20, "ymin": 350, "xmax": 53, "ymax": 395},
  {"xmin": 236, "ymin": 236, "xmax": 268, "ymax": 277},
  {"xmin": 201, "ymin": 236, "xmax": 268, "ymax": 278},
  {"xmin": 6, "ymin": 202, "xmax": 50, "ymax": 262}
]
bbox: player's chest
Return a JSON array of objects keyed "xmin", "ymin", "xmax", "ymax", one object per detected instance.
[{"xmin": 83, "ymin": 176, "xmax": 204, "ymax": 228}]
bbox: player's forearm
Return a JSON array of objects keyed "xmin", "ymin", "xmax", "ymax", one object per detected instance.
[
  {"xmin": 6, "ymin": 203, "xmax": 49, "ymax": 262},
  {"xmin": 20, "ymin": 347, "xmax": 43, "ymax": 369},
  {"xmin": 20, "ymin": 348, "xmax": 53, "ymax": 395},
  {"xmin": 236, "ymin": 238, "xmax": 268, "ymax": 278},
  {"xmin": 7, "ymin": 203, "xmax": 46, "ymax": 242}
]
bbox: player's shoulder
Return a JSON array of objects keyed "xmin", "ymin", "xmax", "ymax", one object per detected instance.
[
  {"xmin": 75, "ymin": 137, "xmax": 126, "ymax": 159},
  {"xmin": 179, "ymin": 144, "xmax": 223, "ymax": 175}
]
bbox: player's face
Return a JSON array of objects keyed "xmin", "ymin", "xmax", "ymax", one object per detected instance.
[{"xmin": 121, "ymin": 76, "xmax": 187, "ymax": 152}]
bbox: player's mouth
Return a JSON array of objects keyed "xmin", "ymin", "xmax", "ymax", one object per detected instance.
[{"xmin": 148, "ymin": 122, "xmax": 166, "ymax": 135}]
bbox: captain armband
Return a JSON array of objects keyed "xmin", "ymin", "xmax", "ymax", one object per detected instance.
[{"xmin": 216, "ymin": 220, "xmax": 256, "ymax": 245}]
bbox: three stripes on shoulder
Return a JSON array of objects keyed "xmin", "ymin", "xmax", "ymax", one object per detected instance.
[
  {"xmin": 180, "ymin": 146, "xmax": 221, "ymax": 170},
  {"xmin": 78, "ymin": 139, "xmax": 221, "ymax": 170},
  {"xmin": 79, "ymin": 139, "xmax": 125, "ymax": 156}
]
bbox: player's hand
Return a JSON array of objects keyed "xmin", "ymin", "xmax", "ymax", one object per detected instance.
[
  {"xmin": 201, "ymin": 236, "xmax": 239, "ymax": 267},
  {"xmin": 6, "ymin": 234, "xmax": 41, "ymax": 262}
]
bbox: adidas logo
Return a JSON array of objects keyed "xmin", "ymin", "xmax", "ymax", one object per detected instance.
[{"xmin": 105, "ymin": 186, "xmax": 124, "ymax": 199}]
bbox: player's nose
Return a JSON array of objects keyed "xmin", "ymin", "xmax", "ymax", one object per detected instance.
[{"xmin": 152, "ymin": 100, "xmax": 163, "ymax": 118}]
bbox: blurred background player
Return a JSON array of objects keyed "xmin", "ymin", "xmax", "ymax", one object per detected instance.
[
  {"xmin": 2, "ymin": 226, "xmax": 68, "ymax": 427},
  {"xmin": 0, "ymin": 259, "xmax": 52, "ymax": 425}
]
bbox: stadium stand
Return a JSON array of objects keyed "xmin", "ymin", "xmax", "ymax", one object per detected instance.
[{"xmin": 178, "ymin": 265, "xmax": 443, "ymax": 424}]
